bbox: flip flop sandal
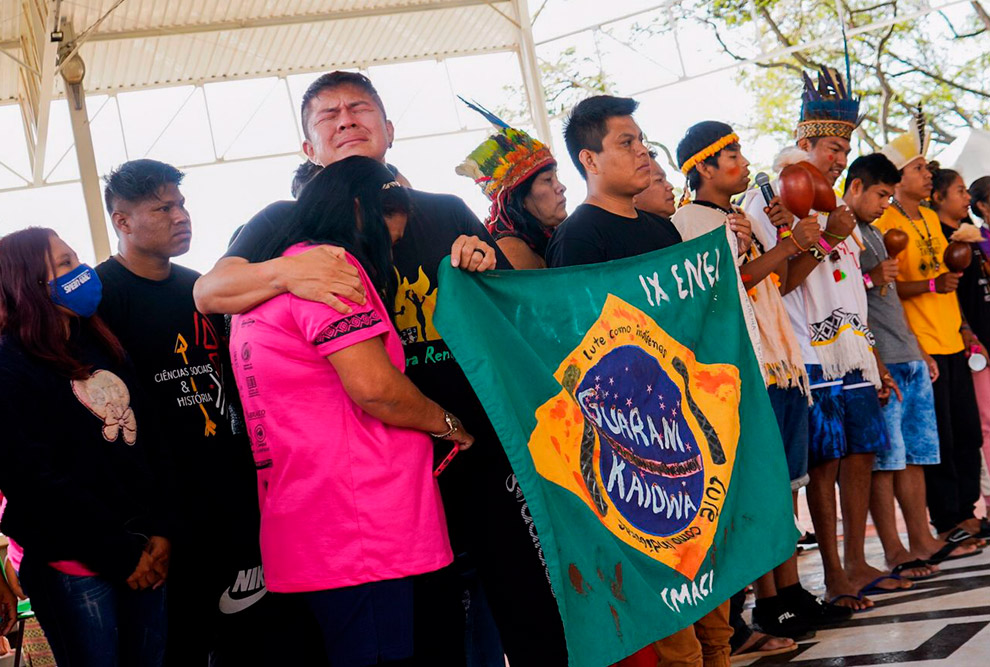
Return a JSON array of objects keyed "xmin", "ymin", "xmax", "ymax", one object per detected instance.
[
  {"xmin": 973, "ymin": 518, "xmax": 990, "ymax": 540},
  {"xmin": 891, "ymin": 559, "xmax": 940, "ymax": 581},
  {"xmin": 939, "ymin": 547, "xmax": 985, "ymax": 562},
  {"xmin": 730, "ymin": 634, "xmax": 798, "ymax": 662},
  {"xmin": 927, "ymin": 528, "xmax": 982, "ymax": 565},
  {"xmin": 827, "ymin": 593, "xmax": 872, "ymax": 613},
  {"xmin": 859, "ymin": 574, "xmax": 911, "ymax": 597}
]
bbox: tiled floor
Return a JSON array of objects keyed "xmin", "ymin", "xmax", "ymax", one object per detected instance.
[{"xmin": 733, "ymin": 538, "xmax": 990, "ymax": 666}]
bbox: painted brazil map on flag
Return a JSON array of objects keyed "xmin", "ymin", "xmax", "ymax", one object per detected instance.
[
  {"xmin": 434, "ymin": 229, "xmax": 797, "ymax": 666},
  {"xmin": 538, "ymin": 294, "xmax": 740, "ymax": 581}
]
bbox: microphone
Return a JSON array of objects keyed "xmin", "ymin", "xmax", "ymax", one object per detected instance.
[
  {"xmin": 755, "ymin": 172, "xmax": 774, "ymax": 207},
  {"xmin": 755, "ymin": 171, "xmax": 790, "ymax": 238}
]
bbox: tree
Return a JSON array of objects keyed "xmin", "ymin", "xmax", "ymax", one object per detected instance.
[
  {"xmin": 510, "ymin": 1, "xmax": 989, "ymax": 155},
  {"xmin": 498, "ymin": 45, "xmax": 613, "ymax": 125},
  {"xmin": 684, "ymin": 0, "xmax": 990, "ymax": 150}
]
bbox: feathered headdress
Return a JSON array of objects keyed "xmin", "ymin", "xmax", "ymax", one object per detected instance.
[
  {"xmin": 880, "ymin": 105, "xmax": 930, "ymax": 170},
  {"xmin": 455, "ymin": 97, "xmax": 555, "ymax": 206},
  {"xmin": 796, "ymin": 67, "xmax": 862, "ymax": 141}
]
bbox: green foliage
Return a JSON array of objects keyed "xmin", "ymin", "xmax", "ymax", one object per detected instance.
[
  {"xmin": 692, "ymin": 0, "xmax": 990, "ymax": 149},
  {"xmin": 511, "ymin": 0, "xmax": 988, "ymax": 153}
]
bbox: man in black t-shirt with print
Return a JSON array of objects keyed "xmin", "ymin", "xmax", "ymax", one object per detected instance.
[
  {"xmin": 96, "ymin": 159, "xmax": 324, "ymax": 666},
  {"xmin": 194, "ymin": 71, "xmax": 568, "ymax": 667}
]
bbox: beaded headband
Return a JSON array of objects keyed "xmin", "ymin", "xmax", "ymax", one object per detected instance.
[
  {"xmin": 795, "ymin": 119, "xmax": 856, "ymax": 141},
  {"xmin": 679, "ymin": 133, "xmax": 740, "ymax": 175}
]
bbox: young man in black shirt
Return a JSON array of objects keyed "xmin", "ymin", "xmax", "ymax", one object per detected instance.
[
  {"xmin": 547, "ymin": 96, "xmax": 682, "ymax": 267},
  {"xmin": 550, "ymin": 95, "xmax": 757, "ymax": 665},
  {"xmin": 193, "ymin": 71, "xmax": 568, "ymax": 666},
  {"xmin": 97, "ymin": 159, "xmax": 323, "ymax": 666}
]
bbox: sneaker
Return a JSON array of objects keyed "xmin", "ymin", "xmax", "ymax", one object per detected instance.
[
  {"xmin": 796, "ymin": 532, "xmax": 818, "ymax": 551},
  {"xmin": 788, "ymin": 586, "xmax": 853, "ymax": 625},
  {"xmin": 752, "ymin": 598, "xmax": 816, "ymax": 640}
]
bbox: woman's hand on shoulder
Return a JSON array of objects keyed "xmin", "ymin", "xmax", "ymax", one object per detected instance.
[{"xmin": 280, "ymin": 245, "xmax": 366, "ymax": 312}]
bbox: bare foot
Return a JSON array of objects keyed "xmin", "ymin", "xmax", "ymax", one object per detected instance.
[
  {"xmin": 911, "ymin": 532, "xmax": 951, "ymax": 556},
  {"xmin": 887, "ymin": 557, "xmax": 938, "ymax": 579},
  {"xmin": 826, "ymin": 591, "xmax": 873, "ymax": 611},
  {"xmin": 824, "ymin": 572, "xmax": 874, "ymax": 610},
  {"xmin": 883, "ymin": 548, "xmax": 938, "ymax": 579},
  {"xmin": 731, "ymin": 631, "xmax": 795, "ymax": 656},
  {"xmin": 958, "ymin": 518, "xmax": 985, "ymax": 536},
  {"xmin": 847, "ymin": 564, "xmax": 912, "ymax": 591},
  {"xmin": 928, "ymin": 536, "xmax": 984, "ymax": 557}
]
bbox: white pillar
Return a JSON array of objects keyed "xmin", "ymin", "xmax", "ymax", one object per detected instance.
[
  {"xmin": 513, "ymin": 0, "xmax": 553, "ymax": 150},
  {"xmin": 65, "ymin": 80, "xmax": 111, "ymax": 262}
]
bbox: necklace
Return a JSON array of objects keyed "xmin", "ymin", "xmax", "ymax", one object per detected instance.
[
  {"xmin": 859, "ymin": 222, "xmax": 896, "ymax": 289},
  {"xmin": 891, "ymin": 198, "xmax": 941, "ymax": 273},
  {"xmin": 693, "ymin": 200, "xmax": 733, "ymax": 215},
  {"xmin": 859, "ymin": 222, "xmax": 886, "ymax": 260},
  {"xmin": 693, "ymin": 200, "xmax": 764, "ymax": 254}
]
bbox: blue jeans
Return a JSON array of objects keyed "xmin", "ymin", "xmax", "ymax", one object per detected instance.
[
  {"xmin": 19, "ymin": 556, "xmax": 167, "ymax": 667},
  {"xmin": 876, "ymin": 360, "xmax": 940, "ymax": 470}
]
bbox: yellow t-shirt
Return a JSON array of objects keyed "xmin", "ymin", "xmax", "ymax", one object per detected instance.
[{"xmin": 874, "ymin": 205, "xmax": 963, "ymax": 355}]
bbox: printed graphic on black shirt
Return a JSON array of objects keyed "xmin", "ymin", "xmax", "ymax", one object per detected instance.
[
  {"xmin": 395, "ymin": 267, "xmax": 439, "ymax": 346},
  {"xmin": 71, "ymin": 370, "xmax": 137, "ymax": 445},
  {"xmin": 167, "ymin": 312, "xmax": 226, "ymax": 437}
]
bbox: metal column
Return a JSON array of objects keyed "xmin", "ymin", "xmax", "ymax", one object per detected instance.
[
  {"xmin": 513, "ymin": 0, "xmax": 553, "ymax": 149},
  {"xmin": 65, "ymin": 76, "xmax": 111, "ymax": 261}
]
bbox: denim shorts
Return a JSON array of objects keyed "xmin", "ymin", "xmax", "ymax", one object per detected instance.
[
  {"xmin": 876, "ymin": 360, "xmax": 941, "ymax": 470},
  {"xmin": 767, "ymin": 384, "xmax": 810, "ymax": 489},
  {"xmin": 807, "ymin": 366, "xmax": 889, "ymax": 469}
]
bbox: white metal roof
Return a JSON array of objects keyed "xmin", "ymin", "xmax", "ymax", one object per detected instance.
[{"xmin": 0, "ymin": 0, "xmax": 521, "ymax": 104}]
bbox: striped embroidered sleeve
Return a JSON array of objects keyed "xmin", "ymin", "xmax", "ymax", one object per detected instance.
[{"xmin": 291, "ymin": 256, "xmax": 392, "ymax": 357}]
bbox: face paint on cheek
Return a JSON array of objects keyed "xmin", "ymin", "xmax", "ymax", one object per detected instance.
[{"xmin": 725, "ymin": 165, "xmax": 741, "ymax": 178}]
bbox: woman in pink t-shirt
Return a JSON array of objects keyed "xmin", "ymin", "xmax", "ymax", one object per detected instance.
[{"xmin": 230, "ymin": 157, "xmax": 473, "ymax": 666}]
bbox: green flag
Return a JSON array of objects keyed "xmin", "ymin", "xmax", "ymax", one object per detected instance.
[{"xmin": 434, "ymin": 229, "xmax": 797, "ymax": 666}]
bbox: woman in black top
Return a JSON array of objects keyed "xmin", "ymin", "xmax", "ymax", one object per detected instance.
[{"xmin": 0, "ymin": 227, "xmax": 171, "ymax": 667}]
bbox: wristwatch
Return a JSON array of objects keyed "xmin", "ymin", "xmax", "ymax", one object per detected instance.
[{"xmin": 430, "ymin": 411, "xmax": 461, "ymax": 439}]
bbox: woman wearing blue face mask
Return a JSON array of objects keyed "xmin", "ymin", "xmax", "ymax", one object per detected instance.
[{"xmin": 0, "ymin": 227, "xmax": 172, "ymax": 667}]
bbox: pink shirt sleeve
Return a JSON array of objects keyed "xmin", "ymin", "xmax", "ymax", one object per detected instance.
[
  {"xmin": 7, "ymin": 538, "xmax": 23, "ymax": 570},
  {"xmin": 1, "ymin": 496, "xmax": 22, "ymax": 570},
  {"xmin": 290, "ymin": 256, "xmax": 393, "ymax": 358}
]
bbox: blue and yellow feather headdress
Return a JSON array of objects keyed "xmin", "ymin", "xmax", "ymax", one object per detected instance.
[{"xmin": 796, "ymin": 67, "xmax": 862, "ymax": 141}]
